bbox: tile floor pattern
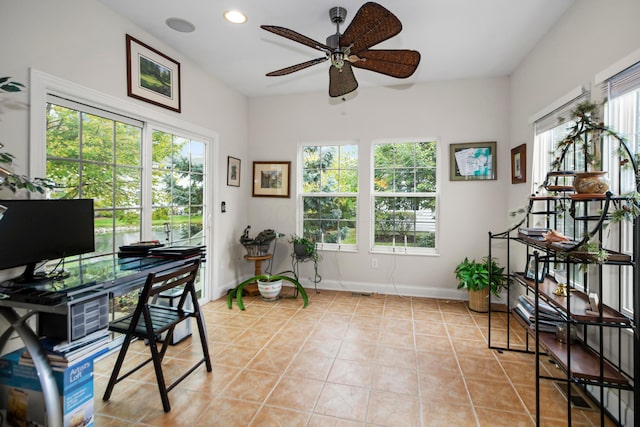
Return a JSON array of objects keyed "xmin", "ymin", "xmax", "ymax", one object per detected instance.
[{"xmin": 93, "ymin": 288, "xmax": 615, "ymax": 426}]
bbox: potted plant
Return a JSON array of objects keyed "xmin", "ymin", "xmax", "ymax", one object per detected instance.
[
  {"xmin": 289, "ymin": 234, "xmax": 319, "ymax": 262},
  {"xmin": 548, "ymin": 101, "xmax": 640, "ymax": 223},
  {"xmin": 256, "ymin": 276, "xmax": 283, "ymax": 301},
  {"xmin": 0, "ymin": 77, "xmax": 54, "ymax": 194},
  {"xmin": 455, "ymin": 256, "xmax": 506, "ymax": 312}
]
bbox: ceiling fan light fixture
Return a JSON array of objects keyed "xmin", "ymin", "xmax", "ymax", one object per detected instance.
[
  {"xmin": 165, "ymin": 17, "xmax": 196, "ymax": 33},
  {"xmin": 224, "ymin": 10, "xmax": 247, "ymax": 24},
  {"xmin": 331, "ymin": 52, "xmax": 345, "ymax": 69}
]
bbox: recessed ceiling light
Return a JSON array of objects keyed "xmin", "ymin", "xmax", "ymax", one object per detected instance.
[
  {"xmin": 224, "ymin": 10, "xmax": 247, "ymax": 24},
  {"xmin": 166, "ymin": 17, "xmax": 196, "ymax": 33}
]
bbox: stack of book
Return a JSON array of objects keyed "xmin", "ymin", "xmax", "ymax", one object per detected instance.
[
  {"xmin": 20, "ymin": 330, "xmax": 109, "ymax": 371},
  {"xmin": 518, "ymin": 227, "xmax": 550, "ymax": 239},
  {"xmin": 118, "ymin": 240, "xmax": 164, "ymax": 258},
  {"xmin": 148, "ymin": 245, "xmax": 205, "ymax": 259},
  {"xmin": 514, "ymin": 294, "xmax": 565, "ymax": 332}
]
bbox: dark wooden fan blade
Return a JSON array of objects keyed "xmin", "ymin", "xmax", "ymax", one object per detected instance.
[
  {"xmin": 266, "ymin": 57, "xmax": 328, "ymax": 76},
  {"xmin": 340, "ymin": 2, "xmax": 402, "ymax": 54},
  {"xmin": 349, "ymin": 49, "xmax": 421, "ymax": 78},
  {"xmin": 261, "ymin": 25, "xmax": 332, "ymax": 53},
  {"xmin": 329, "ymin": 62, "xmax": 358, "ymax": 98}
]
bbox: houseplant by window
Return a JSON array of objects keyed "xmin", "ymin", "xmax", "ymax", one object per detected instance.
[
  {"xmin": 549, "ymin": 100, "xmax": 640, "ymax": 223},
  {"xmin": 0, "ymin": 77, "xmax": 54, "ymax": 194},
  {"xmin": 289, "ymin": 234, "xmax": 319, "ymax": 262},
  {"xmin": 454, "ymin": 257, "xmax": 506, "ymax": 312}
]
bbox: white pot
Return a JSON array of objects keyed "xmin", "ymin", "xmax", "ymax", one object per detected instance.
[{"xmin": 257, "ymin": 279, "xmax": 283, "ymax": 300}]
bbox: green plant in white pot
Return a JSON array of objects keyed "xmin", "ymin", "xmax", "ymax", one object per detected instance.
[{"xmin": 454, "ymin": 257, "xmax": 507, "ymax": 312}]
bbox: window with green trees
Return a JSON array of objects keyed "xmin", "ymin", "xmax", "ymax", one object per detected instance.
[
  {"xmin": 45, "ymin": 99, "xmax": 208, "ymax": 303},
  {"xmin": 151, "ymin": 130, "xmax": 205, "ymax": 247},
  {"xmin": 301, "ymin": 144, "xmax": 358, "ymax": 247},
  {"xmin": 373, "ymin": 141, "xmax": 438, "ymax": 253},
  {"xmin": 46, "ymin": 100, "xmax": 143, "ymax": 258}
]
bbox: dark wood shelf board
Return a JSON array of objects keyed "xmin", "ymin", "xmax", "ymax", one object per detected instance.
[
  {"xmin": 546, "ymin": 185, "xmax": 575, "ymax": 192},
  {"xmin": 513, "ymin": 273, "xmax": 631, "ymax": 325},
  {"xmin": 511, "ymin": 310, "xmax": 629, "ymax": 385},
  {"xmin": 515, "ymin": 235, "xmax": 632, "ymax": 264},
  {"xmin": 538, "ymin": 333, "xmax": 629, "ymax": 385}
]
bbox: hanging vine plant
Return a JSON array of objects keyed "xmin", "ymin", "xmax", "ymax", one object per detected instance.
[{"xmin": 550, "ymin": 100, "xmax": 640, "ymax": 225}]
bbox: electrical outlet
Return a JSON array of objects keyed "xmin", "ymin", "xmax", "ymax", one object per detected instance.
[{"xmin": 371, "ymin": 258, "xmax": 378, "ymax": 269}]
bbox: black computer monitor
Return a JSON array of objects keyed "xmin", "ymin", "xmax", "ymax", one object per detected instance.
[{"xmin": 0, "ymin": 199, "xmax": 95, "ymax": 283}]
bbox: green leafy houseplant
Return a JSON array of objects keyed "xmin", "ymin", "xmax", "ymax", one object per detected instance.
[
  {"xmin": 455, "ymin": 256, "xmax": 507, "ymax": 298},
  {"xmin": 0, "ymin": 76, "xmax": 55, "ymax": 193},
  {"xmin": 289, "ymin": 234, "xmax": 319, "ymax": 262}
]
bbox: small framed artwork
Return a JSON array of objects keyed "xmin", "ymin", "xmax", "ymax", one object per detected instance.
[
  {"xmin": 524, "ymin": 254, "xmax": 548, "ymax": 282},
  {"xmin": 511, "ymin": 144, "xmax": 526, "ymax": 184},
  {"xmin": 227, "ymin": 156, "xmax": 241, "ymax": 187},
  {"xmin": 126, "ymin": 34, "xmax": 181, "ymax": 112},
  {"xmin": 450, "ymin": 141, "xmax": 497, "ymax": 181},
  {"xmin": 252, "ymin": 161, "xmax": 291, "ymax": 198}
]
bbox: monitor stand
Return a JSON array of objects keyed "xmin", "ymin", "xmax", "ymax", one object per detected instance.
[{"xmin": 1, "ymin": 263, "xmax": 52, "ymax": 288}]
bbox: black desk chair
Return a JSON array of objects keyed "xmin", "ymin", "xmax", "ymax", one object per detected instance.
[{"xmin": 102, "ymin": 258, "xmax": 212, "ymax": 412}]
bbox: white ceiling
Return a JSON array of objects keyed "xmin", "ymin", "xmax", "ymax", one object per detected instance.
[{"xmin": 97, "ymin": 0, "xmax": 575, "ymax": 98}]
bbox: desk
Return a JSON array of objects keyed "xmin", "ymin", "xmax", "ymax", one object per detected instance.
[{"xmin": 0, "ymin": 254, "xmax": 201, "ymax": 427}]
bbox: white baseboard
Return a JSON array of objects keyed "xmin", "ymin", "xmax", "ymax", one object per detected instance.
[
  {"xmin": 211, "ymin": 275, "xmax": 469, "ymax": 303},
  {"xmin": 297, "ymin": 277, "xmax": 468, "ymax": 301}
]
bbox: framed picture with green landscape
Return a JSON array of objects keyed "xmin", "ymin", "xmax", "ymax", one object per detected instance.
[{"xmin": 126, "ymin": 34, "xmax": 181, "ymax": 112}]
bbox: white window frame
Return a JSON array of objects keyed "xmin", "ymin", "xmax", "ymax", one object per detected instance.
[
  {"xmin": 28, "ymin": 69, "xmax": 217, "ymax": 303},
  {"xmin": 370, "ymin": 138, "xmax": 440, "ymax": 256},
  {"xmin": 597, "ymin": 53, "xmax": 640, "ymax": 317},
  {"xmin": 298, "ymin": 141, "xmax": 359, "ymax": 252}
]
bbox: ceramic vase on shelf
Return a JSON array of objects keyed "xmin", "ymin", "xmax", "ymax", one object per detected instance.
[{"xmin": 573, "ymin": 171, "xmax": 609, "ymax": 194}]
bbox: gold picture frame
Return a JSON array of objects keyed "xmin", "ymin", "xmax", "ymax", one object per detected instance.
[
  {"xmin": 450, "ymin": 141, "xmax": 497, "ymax": 181},
  {"xmin": 252, "ymin": 161, "xmax": 291, "ymax": 198},
  {"xmin": 126, "ymin": 34, "xmax": 181, "ymax": 112}
]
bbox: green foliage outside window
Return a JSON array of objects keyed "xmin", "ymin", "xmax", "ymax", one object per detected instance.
[
  {"xmin": 373, "ymin": 142, "xmax": 438, "ymax": 249},
  {"xmin": 302, "ymin": 145, "xmax": 358, "ymax": 244}
]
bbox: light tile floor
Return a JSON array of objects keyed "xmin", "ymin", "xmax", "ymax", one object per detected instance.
[{"xmin": 93, "ymin": 288, "xmax": 614, "ymax": 426}]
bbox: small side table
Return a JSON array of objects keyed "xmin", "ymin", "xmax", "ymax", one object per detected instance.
[{"xmin": 243, "ymin": 254, "xmax": 273, "ymax": 296}]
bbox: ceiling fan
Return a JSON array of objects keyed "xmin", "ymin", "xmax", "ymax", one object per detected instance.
[{"xmin": 261, "ymin": 2, "xmax": 421, "ymax": 98}]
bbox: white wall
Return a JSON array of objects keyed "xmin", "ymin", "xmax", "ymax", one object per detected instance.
[
  {"xmin": 509, "ymin": 0, "xmax": 640, "ymax": 213},
  {"xmin": 248, "ymin": 77, "xmax": 510, "ymax": 298},
  {"xmin": 509, "ymin": 1, "xmax": 640, "ymax": 423},
  {"xmin": 0, "ymin": 0, "xmax": 251, "ymax": 298}
]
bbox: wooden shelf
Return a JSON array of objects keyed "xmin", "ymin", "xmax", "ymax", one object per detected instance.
[
  {"xmin": 514, "ymin": 273, "xmax": 631, "ymax": 325},
  {"xmin": 511, "ymin": 311, "xmax": 630, "ymax": 385},
  {"xmin": 530, "ymin": 195, "xmax": 563, "ymax": 201},
  {"xmin": 516, "ymin": 234, "xmax": 632, "ymax": 264},
  {"xmin": 546, "ymin": 185, "xmax": 575, "ymax": 192}
]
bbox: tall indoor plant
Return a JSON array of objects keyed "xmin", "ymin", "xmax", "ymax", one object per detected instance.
[{"xmin": 455, "ymin": 256, "xmax": 506, "ymax": 312}]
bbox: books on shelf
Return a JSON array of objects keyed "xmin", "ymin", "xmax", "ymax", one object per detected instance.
[
  {"xmin": 20, "ymin": 330, "xmax": 109, "ymax": 371},
  {"xmin": 518, "ymin": 227, "xmax": 551, "ymax": 236},
  {"xmin": 513, "ymin": 294, "xmax": 566, "ymax": 333}
]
